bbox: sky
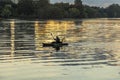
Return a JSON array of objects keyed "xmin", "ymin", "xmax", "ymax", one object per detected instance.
[{"xmin": 50, "ymin": 0, "xmax": 120, "ymax": 7}]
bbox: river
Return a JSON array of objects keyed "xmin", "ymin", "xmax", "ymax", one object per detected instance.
[{"xmin": 0, "ymin": 18, "xmax": 120, "ymax": 80}]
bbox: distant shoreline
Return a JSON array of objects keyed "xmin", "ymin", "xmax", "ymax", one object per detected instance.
[{"xmin": 1, "ymin": 17, "xmax": 120, "ymax": 21}]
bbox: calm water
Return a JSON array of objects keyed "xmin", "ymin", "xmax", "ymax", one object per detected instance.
[{"xmin": 0, "ymin": 19, "xmax": 120, "ymax": 80}]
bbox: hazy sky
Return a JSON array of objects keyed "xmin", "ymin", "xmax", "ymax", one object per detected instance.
[{"xmin": 50, "ymin": 0, "xmax": 120, "ymax": 7}]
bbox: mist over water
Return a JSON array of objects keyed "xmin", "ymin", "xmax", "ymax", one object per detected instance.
[{"xmin": 0, "ymin": 19, "xmax": 120, "ymax": 80}]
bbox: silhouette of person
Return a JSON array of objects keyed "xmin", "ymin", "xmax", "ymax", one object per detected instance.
[{"xmin": 55, "ymin": 36, "xmax": 61, "ymax": 43}]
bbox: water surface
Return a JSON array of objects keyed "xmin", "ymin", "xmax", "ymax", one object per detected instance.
[{"xmin": 0, "ymin": 19, "xmax": 120, "ymax": 80}]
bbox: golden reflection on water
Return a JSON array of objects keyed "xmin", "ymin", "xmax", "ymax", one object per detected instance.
[
  {"xmin": 7, "ymin": 19, "xmax": 120, "ymax": 61},
  {"xmin": 34, "ymin": 19, "xmax": 120, "ymax": 61},
  {"xmin": 81, "ymin": 19, "xmax": 120, "ymax": 62},
  {"xmin": 34, "ymin": 21, "xmax": 39, "ymax": 50},
  {"xmin": 10, "ymin": 20, "xmax": 15, "ymax": 57},
  {"xmin": 34, "ymin": 20, "xmax": 75, "ymax": 50}
]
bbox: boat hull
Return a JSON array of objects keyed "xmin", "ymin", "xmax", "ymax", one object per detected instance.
[{"xmin": 43, "ymin": 42, "xmax": 68, "ymax": 47}]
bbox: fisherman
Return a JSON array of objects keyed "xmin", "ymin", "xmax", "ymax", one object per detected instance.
[{"xmin": 54, "ymin": 36, "xmax": 61, "ymax": 43}]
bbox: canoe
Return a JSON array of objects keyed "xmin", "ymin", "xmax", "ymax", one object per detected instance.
[{"xmin": 43, "ymin": 42, "xmax": 68, "ymax": 47}]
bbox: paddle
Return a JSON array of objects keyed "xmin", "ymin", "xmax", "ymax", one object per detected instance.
[
  {"xmin": 50, "ymin": 33, "xmax": 55, "ymax": 40},
  {"xmin": 61, "ymin": 37, "xmax": 65, "ymax": 42}
]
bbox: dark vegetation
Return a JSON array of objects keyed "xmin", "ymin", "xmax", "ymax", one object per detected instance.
[{"xmin": 0, "ymin": 0, "xmax": 120, "ymax": 19}]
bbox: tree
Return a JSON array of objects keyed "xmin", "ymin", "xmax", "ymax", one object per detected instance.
[
  {"xmin": 45, "ymin": 5, "xmax": 64, "ymax": 19},
  {"xmin": 35, "ymin": 0, "xmax": 49, "ymax": 8},
  {"xmin": 17, "ymin": 0, "xmax": 34, "ymax": 16},
  {"xmin": 69, "ymin": 8, "xmax": 80, "ymax": 18},
  {"xmin": 11, "ymin": 3, "xmax": 18, "ymax": 17},
  {"xmin": 74, "ymin": 0, "xmax": 84, "ymax": 18},
  {"xmin": 34, "ymin": 0, "xmax": 50, "ymax": 18},
  {"xmin": 1, "ymin": 5, "xmax": 12, "ymax": 18},
  {"xmin": 74, "ymin": 0, "xmax": 82, "ymax": 7},
  {"xmin": 54, "ymin": 3, "xmax": 70, "ymax": 10},
  {"xmin": 0, "ymin": 0, "xmax": 13, "ymax": 14},
  {"xmin": 54, "ymin": 3, "xmax": 70, "ymax": 18},
  {"xmin": 84, "ymin": 6, "xmax": 99, "ymax": 18},
  {"xmin": 106, "ymin": 4, "xmax": 120, "ymax": 17}
]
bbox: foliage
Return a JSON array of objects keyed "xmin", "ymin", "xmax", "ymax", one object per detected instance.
[
  {"xmin": 45, "ymin": 5, "xmax": 64, "ymax": 19},
  {"xmin": 0, "ymin": 0, "xmax": 120, "ymax": 19},
  {"xmin": 106, "ymin": 4, "xmax": 120, "ymax": 17},
  {"xmin": 33, "ymin": 0, "xmax": 50, "ymax": 18},
  {"xmin": 0, "ymin": 5, "xmax": 12, "ymax": 18},
  {"xmin": 17, "ymin": 0, "xmax": 34, "ymax": 15},
  {"xmin": 68, "ymin": 8, "xmax": 80, "ymax": 18}
]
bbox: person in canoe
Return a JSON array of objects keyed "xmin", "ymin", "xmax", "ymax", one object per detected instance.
[{"xmin": 42, "ymin": 34, "xmax": 68, "ymax": 51}]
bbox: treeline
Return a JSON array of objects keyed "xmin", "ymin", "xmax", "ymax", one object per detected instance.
[{"xmin": 0, "ymin": 0, "xmax": 120, "ymax": 19}]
